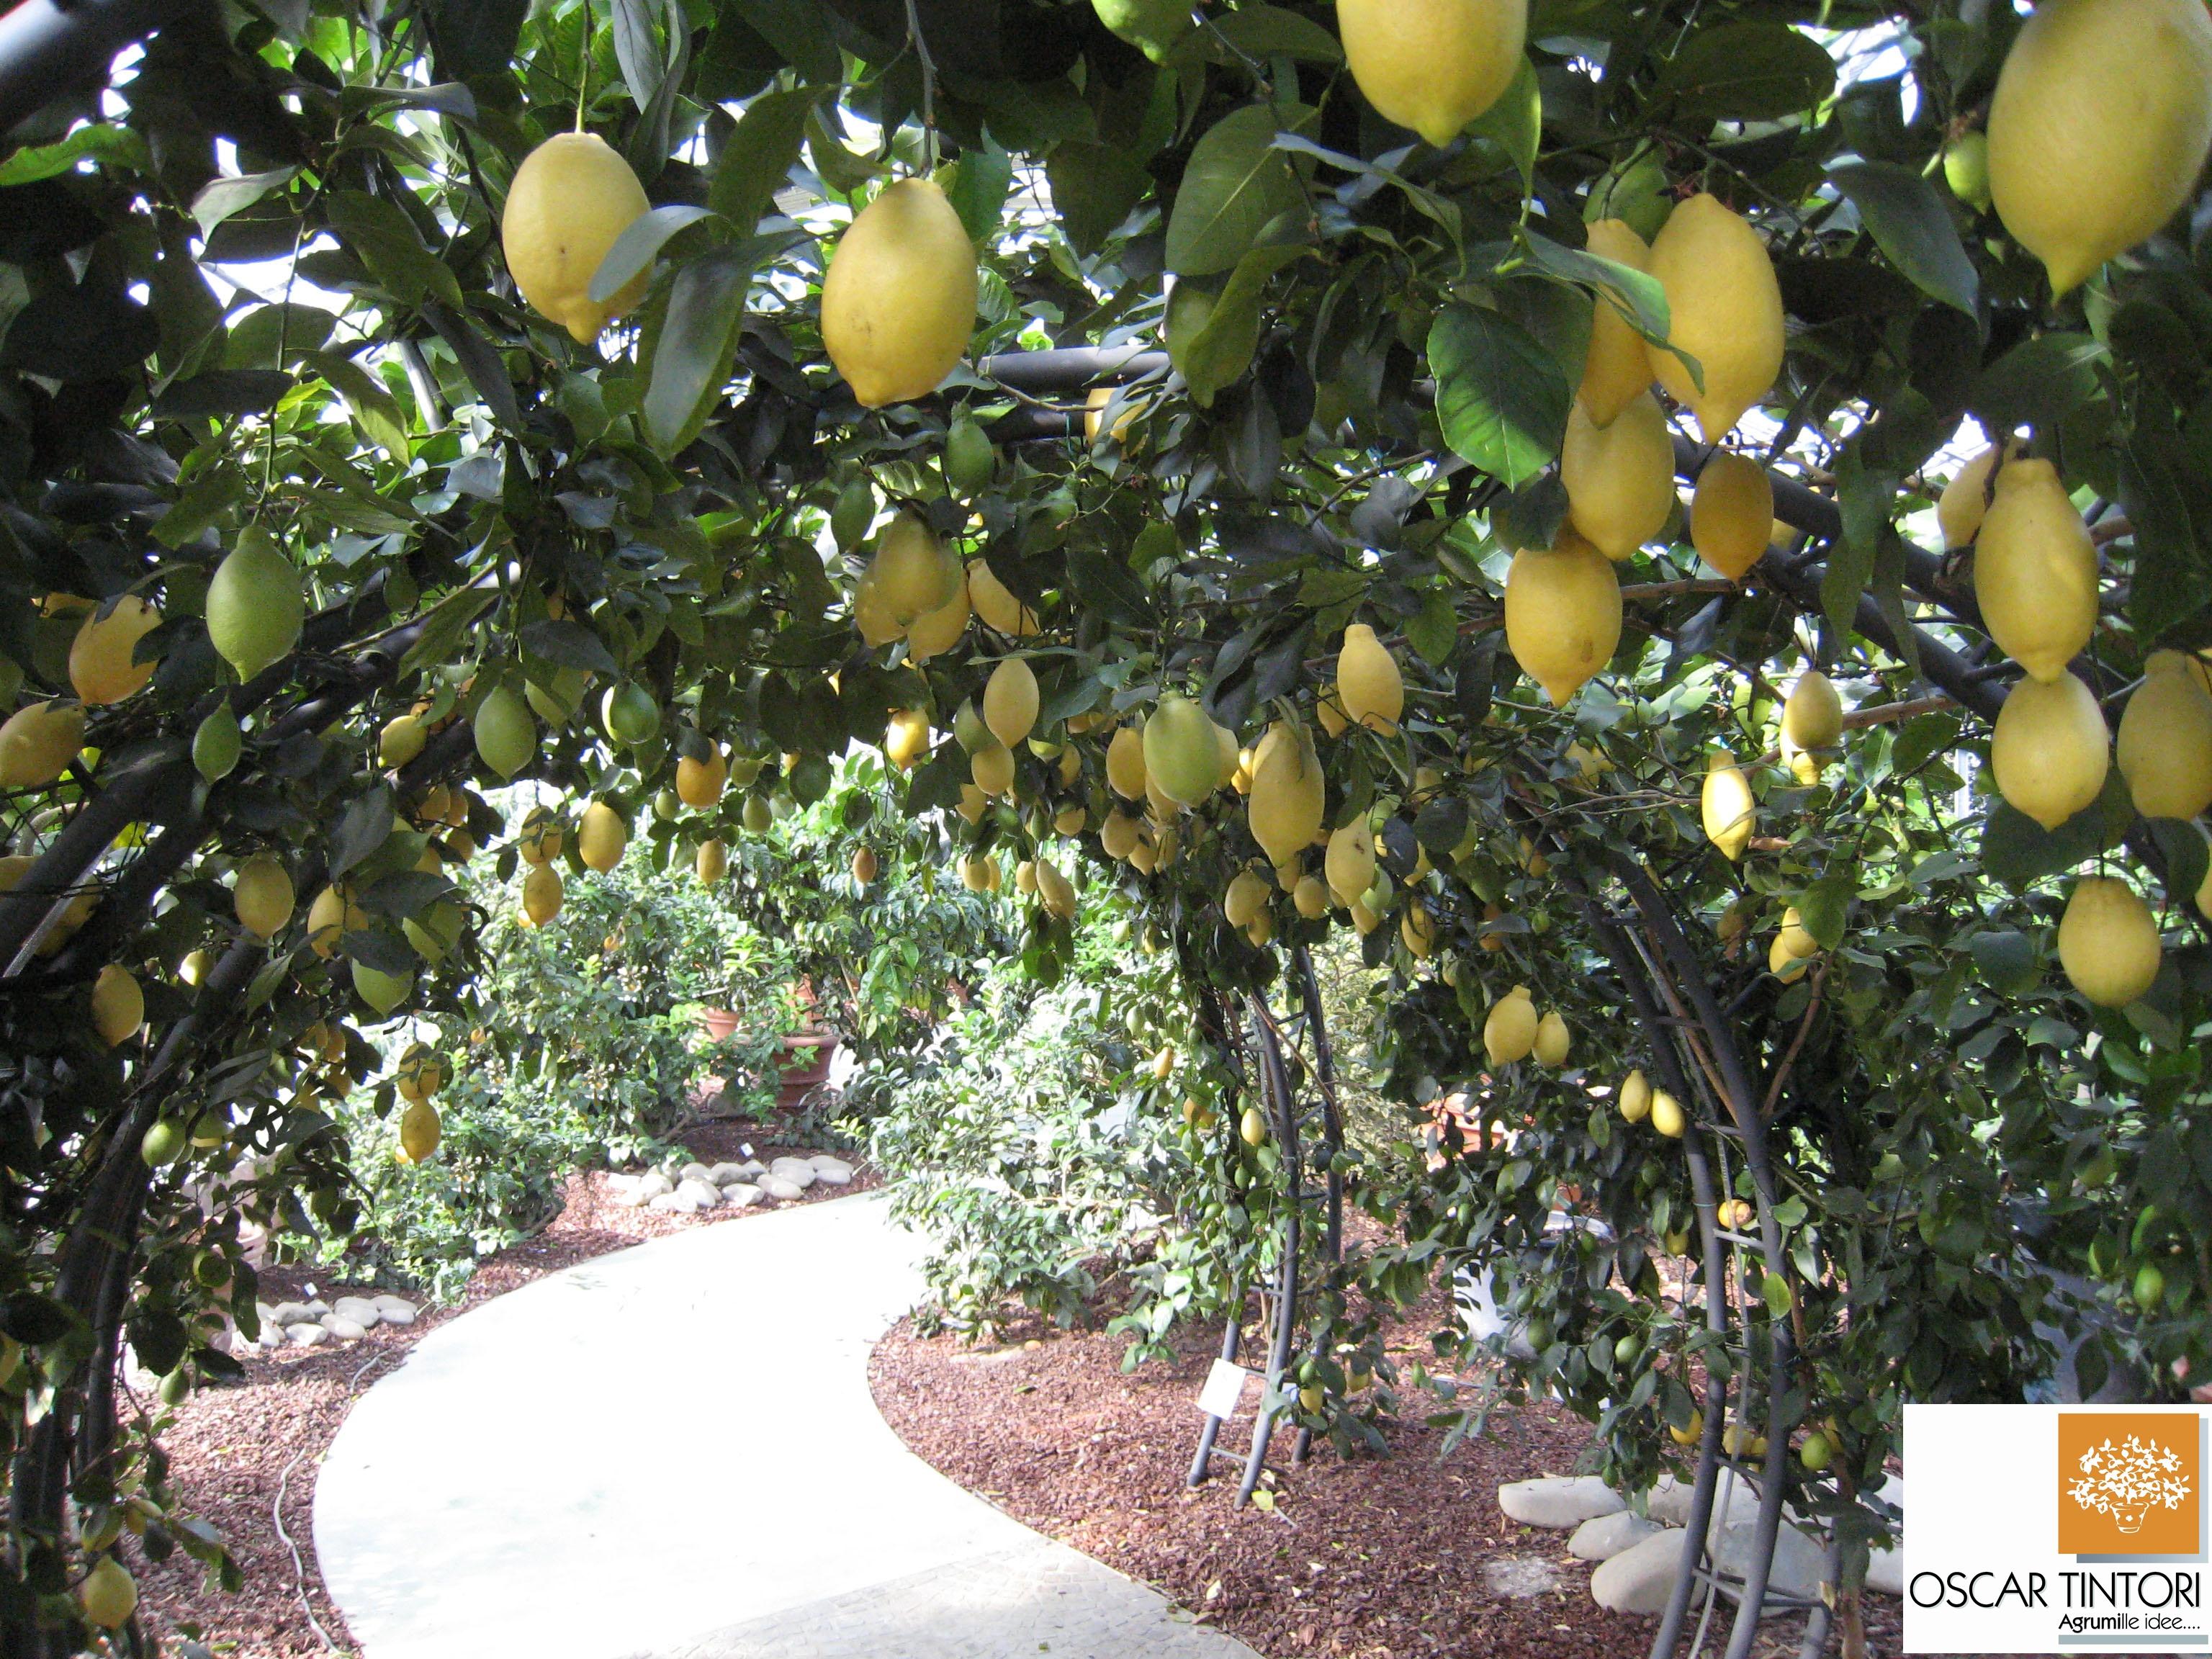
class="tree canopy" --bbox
[1,0,2211,1650]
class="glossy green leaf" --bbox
[1428,304,1570,489]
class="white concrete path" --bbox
[315,1190,1259,1659]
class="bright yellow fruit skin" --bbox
[521,863,563,926]
[1247,719,1325,869]
[984,657,1040,750]
[1503,530,1622,705]
[870,516,962,626]
[696,838,727,884]
[92,965,143,1046]
[400,1099,441,1163]
[676,750,727,809]
[968,561,1039,637]
[884,708,932,770]
[1107,724,1148,799]
[0,701,86,788]
[1645,194,1784,442]
[1483,987,1537,1065]
[233,854,294,941]
[1650,1089,1685,1138]
[1987,0,2212,295]
[1781,670,1843,753]
[1532,1009,1569,1066]
[69,595,161,704]
[971,742,1015,797]
[1336,0,1530,148]
[821,179,978,407]
[1562,390,1675,559]
[1578,218,1654,427]
[2058,876,2161,1007]
[1974,459,2098,682]
[578,801,629,872]
[1701,751,1754,861]
[1938,444,2000,552]
[1691,450,1773,583]
[1618,1069,1651,1122]
[501,132,652,344]
[905,578,970,662]
[2116,649,2212,820]
[1326,820,1377,907]
[1336,622,1404,733]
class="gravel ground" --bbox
[135,1128,876,1658]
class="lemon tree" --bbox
[0,0,2211,1652]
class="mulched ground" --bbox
[136,1123,876,1659]
[870,1274,1918,1659]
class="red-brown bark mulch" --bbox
[135,1129,874,1659]
[869,1296,1915,1659]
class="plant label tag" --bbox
[1198,1359,1251,1420]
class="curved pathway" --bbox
[315,1191,1259,1659]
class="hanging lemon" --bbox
[1561,391,1675,559]
[1645,194,1784,442]
[2116,650,2212,820]
[2057,876,2161,1007]
[1701,751,1755,862]
[1503,529,1621,705]
[501,131,652,343]
[1336,623,1405,733]
[1578,218,1654,427]
[1997,674,2110,832]
[1336,0,1529,147]
[1974,459,2099,682]
[1985,0,2212,294]
[1690,451,1773,583]
[821,179,979,407]
[68,595,161,704]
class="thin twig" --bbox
[274,1449,341,1653]
[1761,956,1827,1121]
[902,0,938,174]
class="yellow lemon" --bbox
[1483,986,1537,1065]
[1650,1088,1686,1138]
[1578,218,1654,426]
[396,1041,446,1104]
[1336,623,1404,733]
[1326,819,1377,908]
[904,577,971,662]
[676,750,728,809]
[1618,1069,1652,1123]
[2117,649,2212,820]
[1986,0,2212,294]
[1401,900,1436,958]
[91,964,143,1046]
[1992,673,2110,831]
[1781,670,1843,754]
[1768,932,1809,983]
[984,657,1040,750]
[1532,1009,1570,1066]
[853,566,903,647]
[501,131,651,343]
[80,1557,137,1629]
[696,838,727,884]
[1701,751,1754,861]
[399,1099,442,1163]
[1938,444,2001,552]
[306,883,365,958]
[821,179,978,407]
[2058,876,2161,1007]
[521,862,564,926]
[1646,194,1784,441]
[868,515,962,626]
[0,701,86,788]
[1503,529,1621,705]
[578,801,629,872]
[884,708,932,771]
[1100,808,1142,859]
[1975,459,2098,682]
[379,713,428,770]
[68,595,161,704]
[518,808,563,866]
[968,561,1039,637]
[853,845,879,886]
[233,854,294,940]
[1562,390,1675,559]
[1777,907,1820,961]
[1691,450,1773,583]
[971,742,1015,797]
[1036,856,1077,920]
[1336,0,1529,147]
[1247,718,1326,868]
[1107,724,1148,799]
[1293,874,1330,917]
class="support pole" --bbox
[1236,994,1301,1508]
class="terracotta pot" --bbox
[697,1007,742,1042]
[775,1030,835,1112]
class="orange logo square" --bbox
[2058,1413,2200,1556]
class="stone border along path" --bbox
[314,1190,1262,1659]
